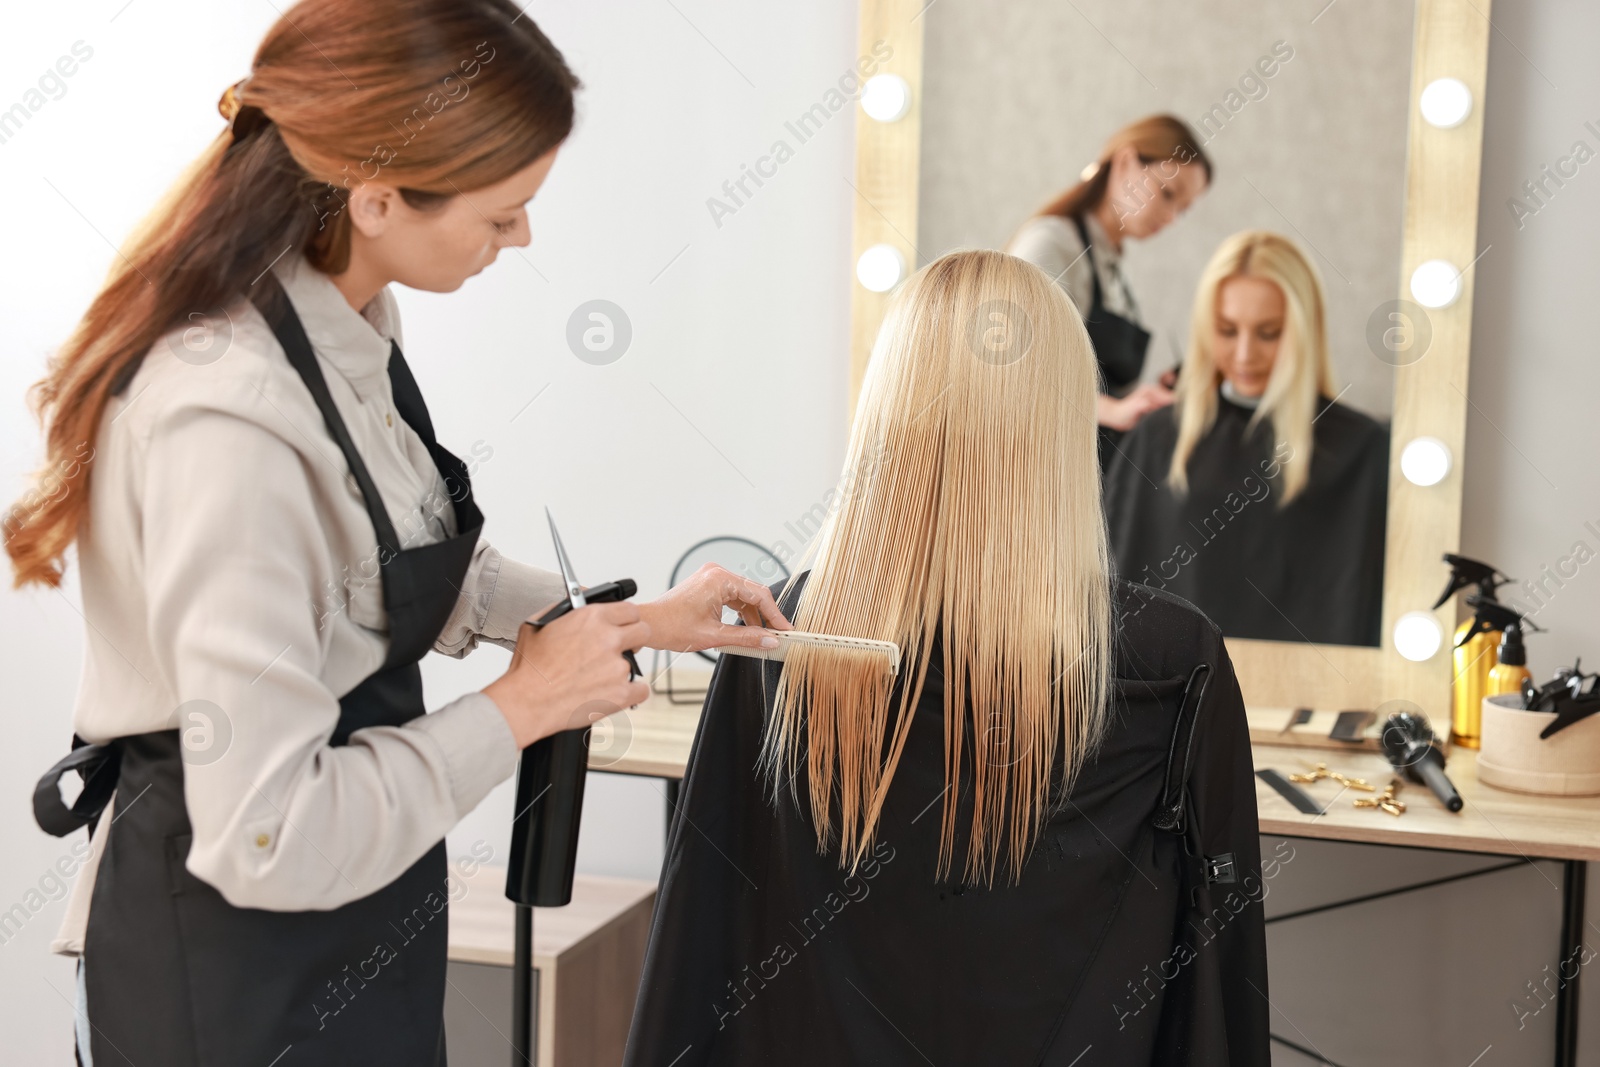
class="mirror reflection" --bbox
[917,1,1416,647]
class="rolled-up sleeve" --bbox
[431,538,567,657]
[142,395,519,911]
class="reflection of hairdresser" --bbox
[625,251,1268,1065]
[1104,232,1389,647]
[1006,115,1211,447]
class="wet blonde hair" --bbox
[1168,231,1335,504]
[765,249,1113,885]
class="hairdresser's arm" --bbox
[144,401,639,910]
[638,562,791,654]
[142,404,516,909]
[1098,383,1174,432]
[432,537,576,657]
[437,543,789,656]
[432,538,566,656]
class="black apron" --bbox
[39,274,485,1067]
[1072,215,1152,469]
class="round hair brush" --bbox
[1380,711,1463,812]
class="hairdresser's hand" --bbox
[1098,382,1174,432]
[639,563,792,654]
[481,602,651,749]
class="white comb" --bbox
[715,630,901,677]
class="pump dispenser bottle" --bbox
[1436,555,1511,749]
[1487,624,1533,698]
[1469,600,1538,698]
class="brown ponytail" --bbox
[1037,114,1212,223]
[6,0,579,588]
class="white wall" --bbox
[0,2,854,1062]
[3,0,1598,1065]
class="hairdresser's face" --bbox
[347,145,560,293]
[1103,145,1208,241]
[1211,275,1285,398]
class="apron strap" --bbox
[386,340,437,447]
[33,736,122,837]
[1071,214,1108,313]
[248,274,404,562]
[385,340,482,532]
[1071,214,1141,324]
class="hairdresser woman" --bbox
[8,3,786,1064]
[1007,115,1211,455]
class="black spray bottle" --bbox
[1436,554,1511,748]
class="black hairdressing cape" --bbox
[623,576,1268,1066]
[1104,392,1389,647]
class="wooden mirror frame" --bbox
[846,0,1492,718]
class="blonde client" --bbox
[624,251,1269,1066]
[1104,232,1390,647]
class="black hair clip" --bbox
[1527,659,1600,739]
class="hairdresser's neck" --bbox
[1090,198,1126,254]
[328,252,389,314]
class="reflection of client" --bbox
[1104,232,1389,647]
[1006,115,1211,442]
[625,251,1268,1065]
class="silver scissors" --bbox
[533,508,640,679]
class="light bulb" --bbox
[1410,260,1462,309]
[1394,611,1444,662]
[1420,78,1473,129]
[856,244,905,293]
[861,74,912,123]
[1400,437,1452,486]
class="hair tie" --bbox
[218,77,270,144]
[218,78,249,122]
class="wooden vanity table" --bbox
[1249,731,1595,1067]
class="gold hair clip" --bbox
[1353,777,1406,817]
[1290,760,1375,792]
[218,77,250,123]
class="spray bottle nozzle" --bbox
[1433,553,1512,611]
[1458,595,1544,649]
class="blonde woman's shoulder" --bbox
[1313,395,1388,438]
[1111,578,1225,677]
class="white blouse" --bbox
[1005,213,1142,324]
[54,255,566,953]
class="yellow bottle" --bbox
[1486,623,1532,699]
[1451,621,1500,748]
[1435,555,1512,750]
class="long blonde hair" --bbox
[1168,231,1334,504]
[765,250,1114,885]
